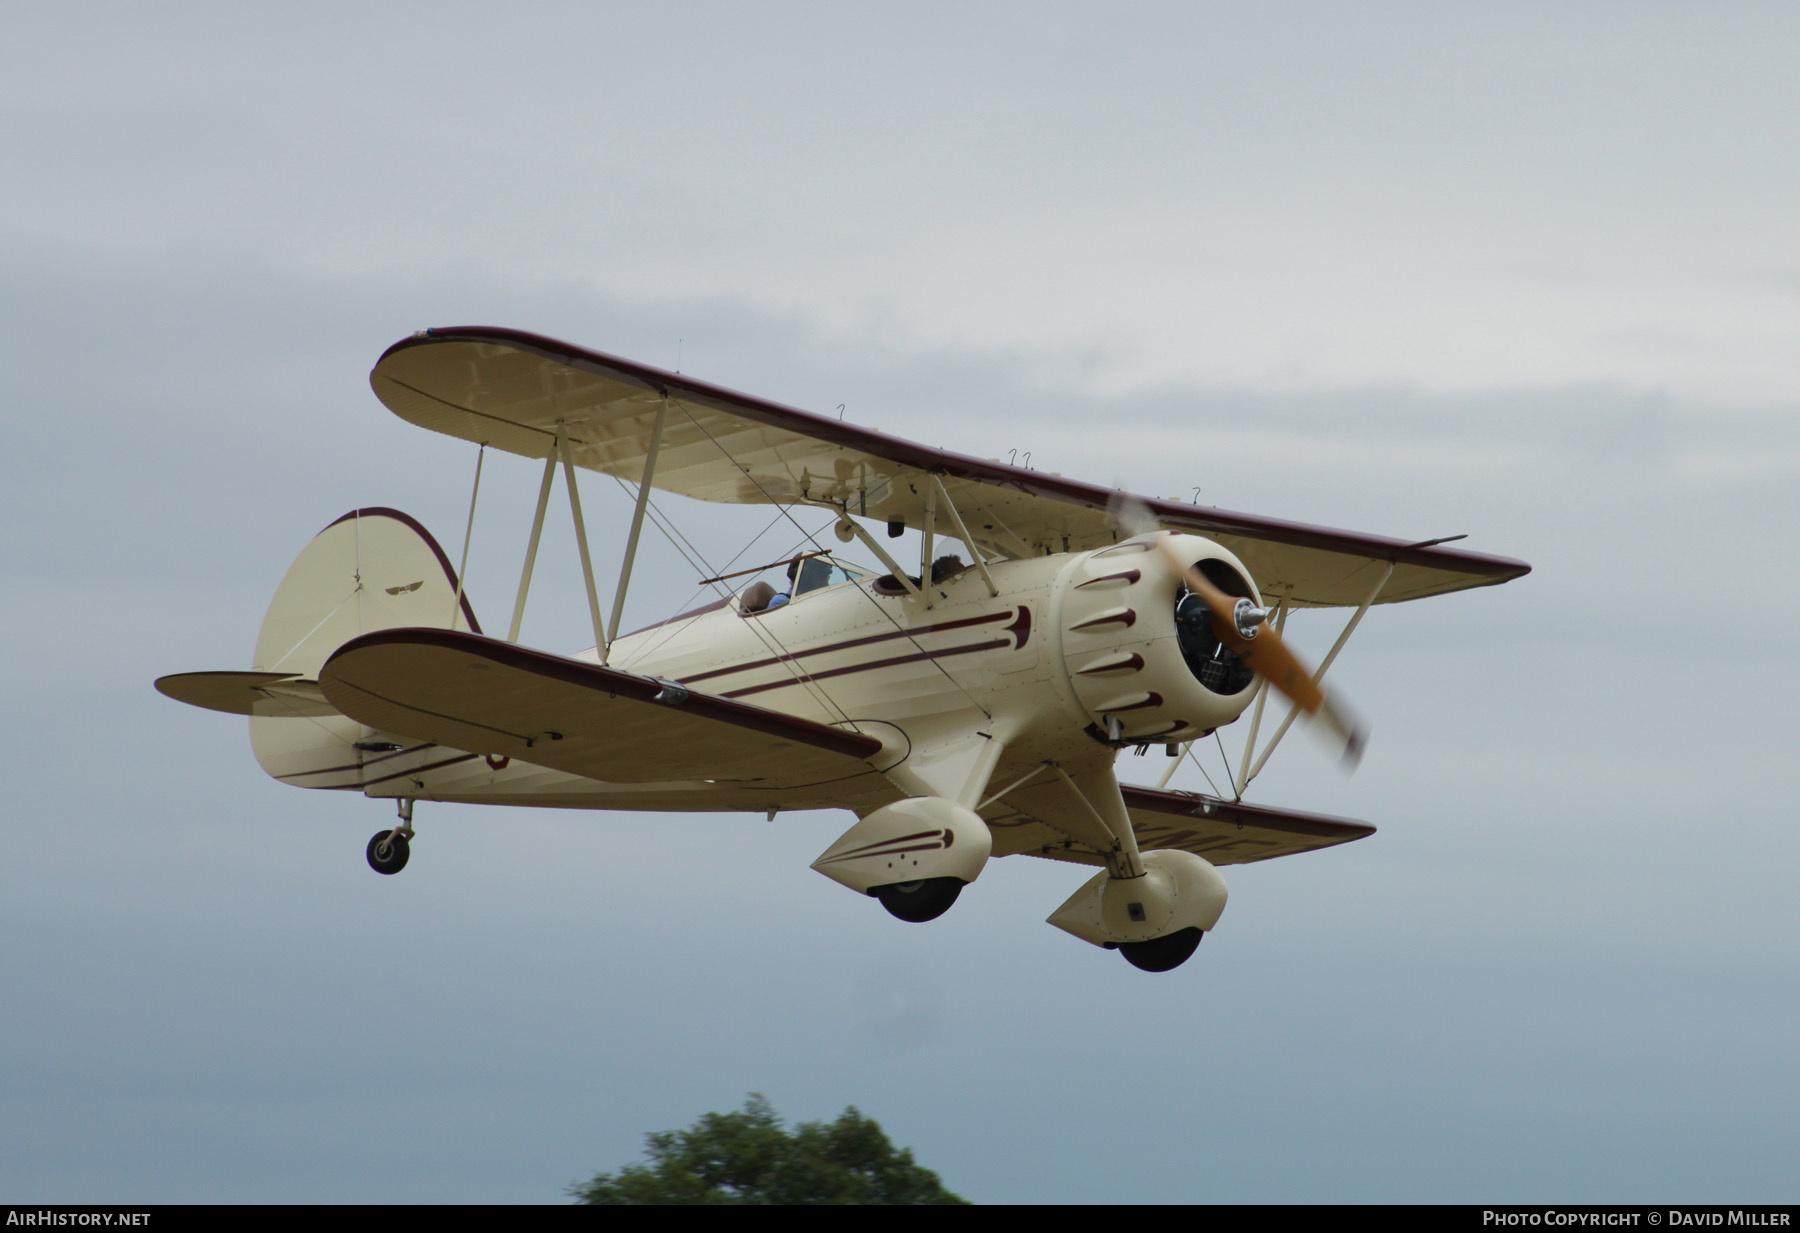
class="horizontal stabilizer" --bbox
[155,672,338,718]
[319,628,888,786]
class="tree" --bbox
[570,1095,970,1205]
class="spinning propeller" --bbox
[1112,498,1368,768]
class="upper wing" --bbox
[318,628,890,787]
[371,327,1530,608]
[985,778,1375,868]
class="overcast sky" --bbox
[4,2,1798,1204]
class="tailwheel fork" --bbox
[366,798,415,875]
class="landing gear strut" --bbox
[871,876,964,923]
[366,798,414,876]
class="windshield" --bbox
[794,555,869,595]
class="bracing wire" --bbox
[268,586,361,673]
[579,452,855,725]
[659,396,995,721]
[1184,742,1225,801]
[1212,729,1240,803]
[601,487,792,668]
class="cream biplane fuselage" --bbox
[157,327,1529,973]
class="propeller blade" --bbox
[1126,517,1367,768]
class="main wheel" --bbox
[872,876,964,923]
[1119,927,1203,972]
[366,830,410,875]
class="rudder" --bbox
[250,508,478,787]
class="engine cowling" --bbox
[1052,531,1265,744]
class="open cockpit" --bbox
[735,552,875,616]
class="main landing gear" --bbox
[1116,927,1204,972]
[366,798,415,876]
[871,876,964,923]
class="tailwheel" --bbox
[366,798,414,876]
[366,830,410,875]
[872,876,964,923]
[1119,927,1203,972]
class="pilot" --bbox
[765,558,801,610]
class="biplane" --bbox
[157,326,1529,972]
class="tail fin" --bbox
[253,507,478,677]
[247,508,476,788]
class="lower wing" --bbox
[987,778,1375,867]
[317,628,891,789]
